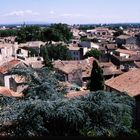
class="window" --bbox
[17,49,21,54]
[102,32,106,35]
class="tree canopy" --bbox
[50,23,73,42]
[0,90,136,136]
[15,24,73,43]
[0,29,18,37]
[0,67,138,137]
[113,29,124,37]
[84,49,102,60]
[15,26,42,43]
[40,43,72,61]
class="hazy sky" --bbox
[0,0,140,24]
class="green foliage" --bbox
[50,23,73,42]
[0,65,137,137]
[79,25,95,31]
[80,36,91,42]
[0,95,16,108]
[0,29,18,37]
[28,47,40,57]
[41,44,72,61]
[40,46,53,67]
[77,91,136,137]
[0,91,136,136]
[89,60,104,91]
[15,24,73,43]
[9,67,66,100]
[15,26,42,43]
[113,29,123,37]
[41,28,61,42]
[84,49,102,60]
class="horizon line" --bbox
[1,21,140,26]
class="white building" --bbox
[0,43,13,61]
[68,45,81,60]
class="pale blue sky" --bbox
[0,0,140,24]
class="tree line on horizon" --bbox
[0,23,73,43]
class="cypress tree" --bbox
[41,46,53,68]
[90,60,104,91]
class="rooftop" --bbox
[95,27,109,31]
[53,57,96,74]
[0,59,21,74]
[134,61,140,68]
[0,42,12,49]
[66,90,90,98]
[12,75,26,84]
[0,86,23,97]
[116,49,137,55]
[68,46,80,51]
[105,68,140,97]
[100,62,123,76]
[100,62,115,68]
[123,44,140,51]
[106,44,117,50]
[103,67,123,76]
[117,35,131,40]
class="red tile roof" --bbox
[53,57,96,74]
[0,86,24,97]
[105,68,140,97]
[134,61,140,68]
[117,35,131,40]
[66,90,90,98]
[0,59,21,74]
[116,49,137,55]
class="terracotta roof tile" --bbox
[66,90,90,98]
[134,61,140,68]
[0,43,12,49]
[117,35,131,39]
[116,49,137,55]
[105,68,140,97]
[106,44,117,50]
[12,75,26,83]
[53,57,96,74]
[0,86,24,97]
[0,59,21,74]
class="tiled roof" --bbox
[106,44,117,50]
[105,68,140,97]
[68,46,80,51]
[100,62,115,68]
[134,61,140,68]
[12,75,26,84]
[0,43,12,49]
[116,49,137,55]
[103,67,123,76]
[54,59,121,78]
[66,90,90,98]
[99,62,123,76]
[53,57,96,74]
[27,41,45,48]
[117,35,131,39]
[0,86,23,97]
[95,27,109,31]
[0,59,21,74]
